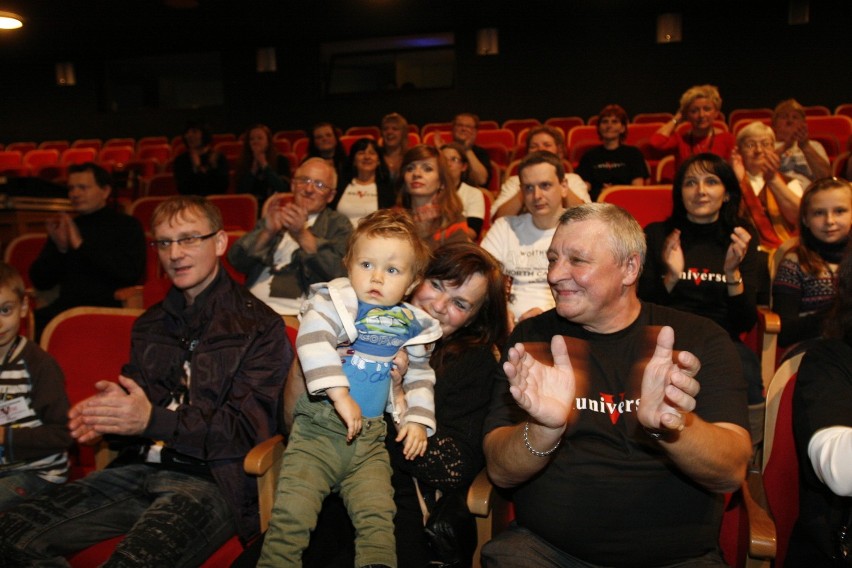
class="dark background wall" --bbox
[1,0,850,143]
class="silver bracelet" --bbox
[523,421,561,457]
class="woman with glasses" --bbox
[330,138,395,227]
[227,158,352,319]
[638,153,763,403]
[396,145,472,250]
[732,120,804,250]
[441,142,486,239]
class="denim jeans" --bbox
[0,470,57,513]
[0,463,235,567]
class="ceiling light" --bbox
[0,11,24,30]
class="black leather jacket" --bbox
[124,267,291,542]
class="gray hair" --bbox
[736,121,776,146]
[558,203,646,267]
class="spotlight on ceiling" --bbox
[0,10,24,30]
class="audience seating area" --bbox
[2,106,849,200]
[2,103,850,567]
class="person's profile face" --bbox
[0,285,26,354]
[441,148,467,183]
[410,272,486,337]
[68,171,110,215]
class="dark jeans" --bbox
[482,523,728,568]
[0,464,235,567]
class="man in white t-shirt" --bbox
[482,151,568,326]
[227,158,352,316]
[492,125,589,220]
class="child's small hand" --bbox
[328,388,362,441]
[396,422,428,460]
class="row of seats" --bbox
[5,102,852,162]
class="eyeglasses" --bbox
[292,176,333,194]
[150,231,218,250]
[742,140,774,151]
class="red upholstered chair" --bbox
[144,172,177,196]
[208,194,259,232]
[632,112,674,124]
[0,149,23,174]
[7,141,37,155]
[597,185,673,228]
[340,134,372,154]
[4,233,47,291]
[421,122,453,138]
[98,146,134,167]
[292,138,309,163]
[544,116,584,135]
[104,137,135,149]
[759,352,805,568]
[39,140,70,153]
[273,129,307,146]
[61,147,98,166]
[273,138,291,155]
[71,138,103,153]
[135,143,172,166]
[655,155,676,184]
[476,128,515,150]
[832,151,850,178]
[23,149,60,172]
[728,108,773,130]
[345,125,381,139]
[501,118,540,141]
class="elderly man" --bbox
[733,121,803,249]
[0,195,291,565]
[228,157,352,320]
[772,98,831,185]
[481,203,752,567]
[30,161,146,335]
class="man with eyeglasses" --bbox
[229,157,352,320]
[29,161,146,337]
[732,120,802,250]
[0,195,291,565]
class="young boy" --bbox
[260,209,441,568]
[0,262,71,512]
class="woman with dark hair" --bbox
[330,137,395,227]
[236,123,290,213]
[173,120,229,196]
[638,153,762,402]
[772,177,852,352]
[396,144,471,250]
[276,242,509,568]
[380,112,410,183]
[787,243,852,565]
[306,122,346,178]
[576,104,649,201]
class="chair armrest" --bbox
[467,468,494,518]
[244,434,285,533]
[742,473,777,559]
[757,307,781,393]
[114,286,144,309]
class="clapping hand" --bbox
[638,326,700,434]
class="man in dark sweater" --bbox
[29,162,146,334]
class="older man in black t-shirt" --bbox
[482,203,752,567]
